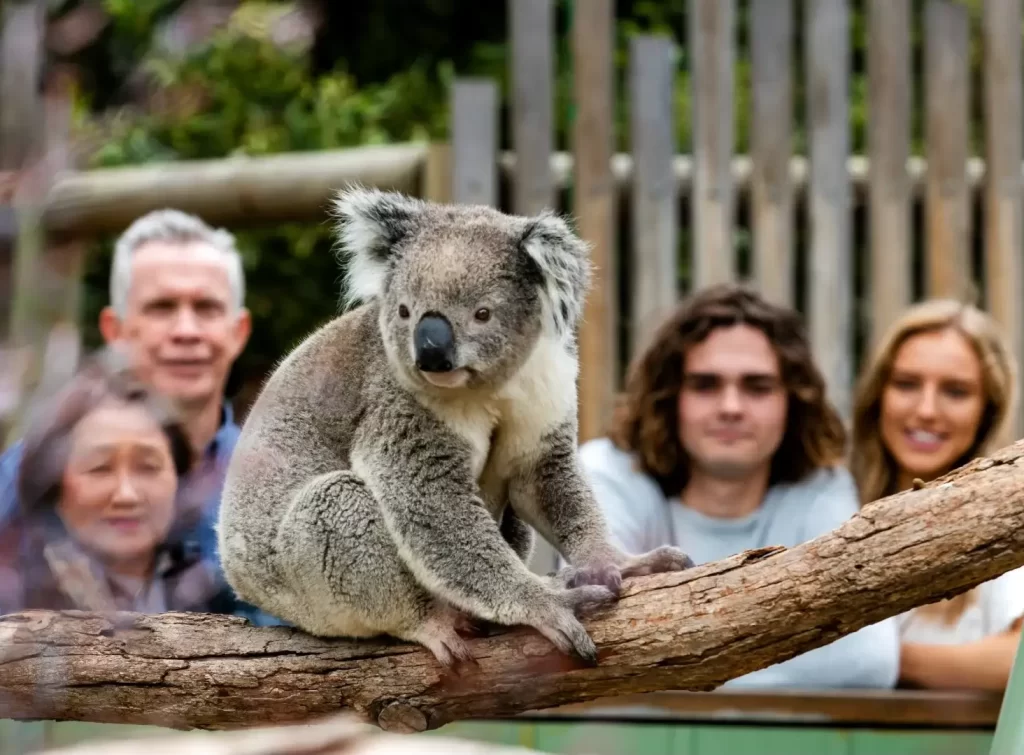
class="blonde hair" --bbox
[849,298,1018,624]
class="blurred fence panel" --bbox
[866,0,913,349]
[749,0,794,310]
[982,0,1024,442]
[924,0,972,301]
[628,34,678,360]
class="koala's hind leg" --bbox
[274,470,475,668]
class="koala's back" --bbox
[218,302,386,569]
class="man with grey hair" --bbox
[0,208,274,623]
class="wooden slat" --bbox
[749,0,793,307]
[573,0,617,445]
[0,0,46,347]
[924,0,971,300]
[982,0,1024,442]
[628,34,678,357]
[805,0,853,418]
[508,0,554,216]
[451,78,498,207]
[422,143,452,204]
[867,0,912,347]
[688,0,735,289]
[0,0,45,170]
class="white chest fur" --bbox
[426,335,578,497]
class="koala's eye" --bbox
[398,304,410,319]
[474,307,491,322]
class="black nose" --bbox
[414,314,456,372]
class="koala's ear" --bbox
[333,186,422,307]
[518,211,593,338]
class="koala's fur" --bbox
[216,187,694,667]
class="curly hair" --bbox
[607,283,847,498]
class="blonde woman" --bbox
[850,298,1024,690]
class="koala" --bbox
[216,187,695,669]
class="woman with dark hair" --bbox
[0,350,226,614]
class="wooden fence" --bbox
[441,0,1024,445]
[3,0,1023,444]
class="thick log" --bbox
[3,439,1024,733]
[35,144,1013,237]
[40,143,430,236]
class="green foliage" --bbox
[71,0,997,396]
[76,7,458,388]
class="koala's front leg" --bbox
[355,417,615,662]
[508,421,696,593]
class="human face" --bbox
[57,400,178,570]
[99,240,251,410]
[677,323,789,481]
[880,327,986,484]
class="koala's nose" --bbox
[414,314,456,373]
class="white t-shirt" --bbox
[898,566,1024,645]
[577,437,901,690]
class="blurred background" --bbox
[0,0,1022,753]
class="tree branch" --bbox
[3,440,1024,733]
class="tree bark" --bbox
[3,440,1024,733]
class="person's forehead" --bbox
[684,323,781,375]
[891,329,981,381]
[70,402,167,448]
[129,239,233,299]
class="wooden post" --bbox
[0,0,47,344]
[422,143,452,205]
[451,78,499,208]
[866,0,912,348]
[628,34,678,358]
[924,0,971,300]
[508,0,554,217]
[981,0,1024,442]
[572,0,617,444]
[749,0,793,308]
[805,0,853,419]
[688,0,735,289]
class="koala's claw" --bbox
[412,605,480,672]
[416,626,477,670]
[560,563,623,596]
[530,606,601,664]
[620,545,696,578]
[563,583,617,614]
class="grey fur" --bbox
[216,187,694,669]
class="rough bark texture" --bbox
[3,441,1024,733]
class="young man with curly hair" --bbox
[580,283,899,689]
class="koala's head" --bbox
[333,187,591,392]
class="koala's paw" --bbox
[527,584,616,664]
[551,563,623,597]
[410,607,479,672]
[620,545,696,578]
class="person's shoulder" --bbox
[773,464,856,500]
[771,464,861,533]
[579,436,635,471]
[578,437,666,506]
[578,437,657,488]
